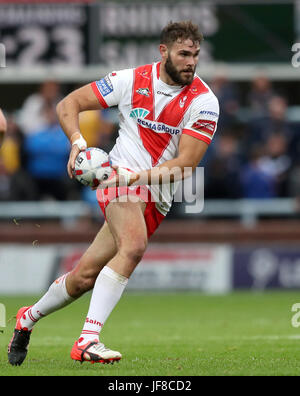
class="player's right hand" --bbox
[67,144,81,179]
[68,132,88,179]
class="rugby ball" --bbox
[73,147,112,187]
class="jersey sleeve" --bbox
[182,93,219,145]
[91,69,132,108]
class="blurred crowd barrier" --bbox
[1,240,300,294]
[1,73,300,216]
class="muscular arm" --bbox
[56,83,104,177]
[129,134,208,186]
[0,109,7,148]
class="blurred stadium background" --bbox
[0,0,300,307]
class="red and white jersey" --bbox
[91,62,219,215]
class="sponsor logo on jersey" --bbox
[137,118,180,135]
[95,75,113,96]
[199,110,219,118]
[136,87,151,97]
[157,90,172,97]
[130,108,180,135]
[130,107,180,135]
[130,108,150,119]
[191,119,216,136]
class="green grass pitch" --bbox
[1,291,300,376]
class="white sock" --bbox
[20,273,74,330]
[78,266,128,345]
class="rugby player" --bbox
[8,21,219,365]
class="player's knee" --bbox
[119,238,147,264]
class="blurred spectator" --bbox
[268,96,289,126]
[78,109,117,151]
[0,157,11,201]
[240,146,276,199]
[22,103,77,201]
[245,95,293,148]
[257,133,291,197]
[79,110,102,147]
[288,164,300,199]
[205,132,243,199]
[97,108,119,153]
[0,114,35,201]
[0,109,10,199]
[0,114,23,174]
[18,80,62,135]
[247,74,274,117]
[240,133,291,198]
[210,71,240,132]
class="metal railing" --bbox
[179,198,297,227]
[0,63,298,84]
[0,198,297,227]
[0,201,92,226]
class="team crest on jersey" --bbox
[189,87,198,95]
[179,96,188,108]
[130,108,150,119]
[136,87,151,97]
[138,70,150,80]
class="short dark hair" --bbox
[160,21,203,47]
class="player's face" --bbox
[164,39,200,86]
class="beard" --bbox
[165,55,195,86]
